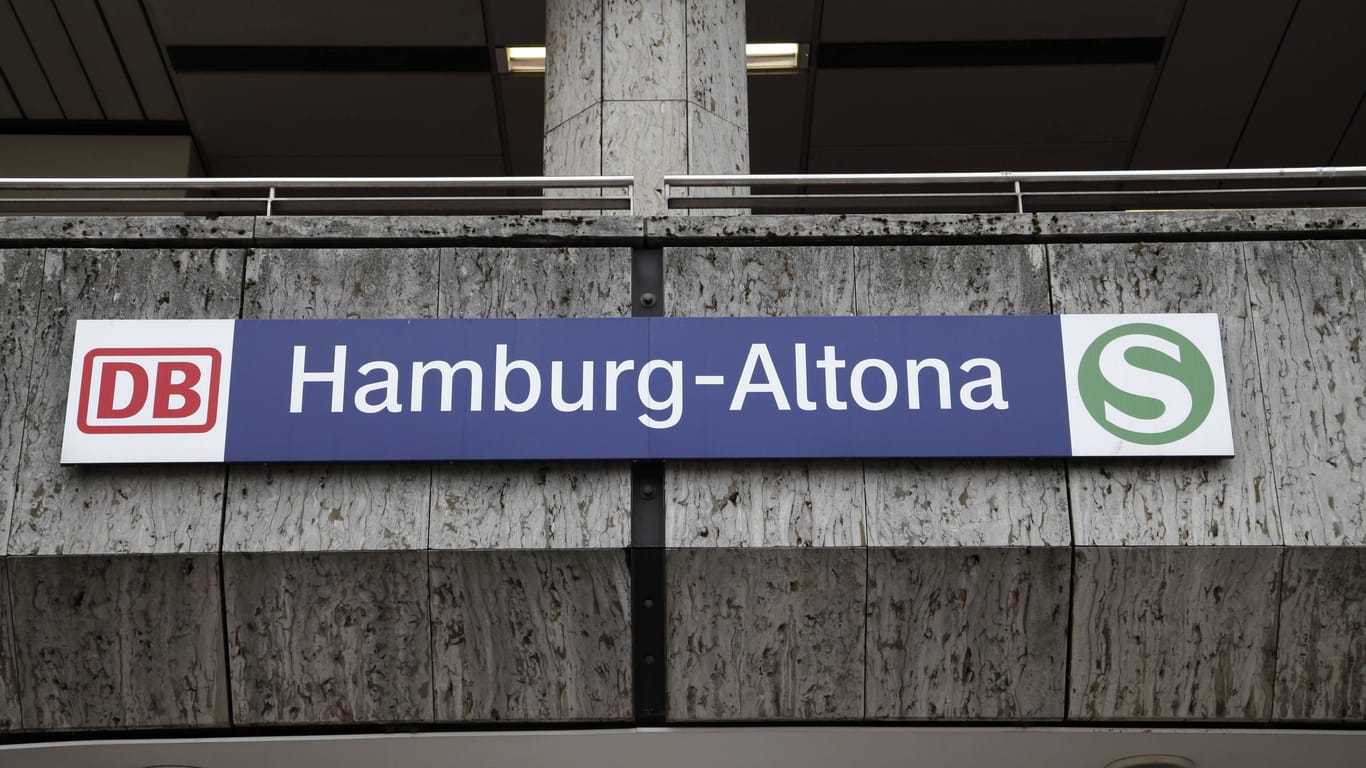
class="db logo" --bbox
[77,348,222,434]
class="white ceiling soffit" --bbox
[1,727,1364,768]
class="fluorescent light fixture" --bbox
[499,43,807,74]
[746,42,804,71]
[503,46,546,73]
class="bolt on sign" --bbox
[61,315,1234,464]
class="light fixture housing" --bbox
[497,43,808,74]
[1105,756,1197,768]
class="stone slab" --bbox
[9,554,228,729]
[685,0,747,127]
[0,216,254,245]
[602,0,685,103]
[430,550,631,721]
[226,248,437,553]
[668,548,866,720]
[223,551,433,725]
[0,558,21,729]
[431,463,629,549]
[666,461,864,548]
[1247,240,1366,545]
[543,103,603,180]
[1068,546,1282,721]
[440,247,631,318]
[1275,547,1366,721]
[0,249,43,557]
[255,215,645,247]
[11,249,241,556]
[544,0,602,132]
[855,244,1067,548]
[603,100,688,217]
[866,547,1070,720]
[1050,241,1280,546]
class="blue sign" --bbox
[61,315,1236,464]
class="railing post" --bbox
[1015,180,1024,213]
[265,186,276,217]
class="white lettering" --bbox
[793,343,817,411]
[551,361,594,412]
[605,360,635,411]
[290,345,346,413]
[730,343,791,411]
[850,358,897,410]
[959,357,1009,410]
[1098,334,1192,433]
[815,345,847,410]
[906,359,951,409]
[638,360,683,429]
[494,344,541,412]
[355,361,402,414]
[411,360,482,412]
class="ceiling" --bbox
[0,0,1363,177]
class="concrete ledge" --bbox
[255,215,646,247]
[0,216,254,246]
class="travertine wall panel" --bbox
[1069,547,1282,720]
[430,550,631,721]
[866,547,1070,720]
[1049,241,1279,547]
[1275,547,1366,720]
[1247,240,1366,546]
[0,558,22,729]
[12,249,241,555]
[0,249,42,557]
[855,244,1067,549]
[223,551,432,725]
[227,248,437,553]
[668,548,866,720]
[9,554,227,729]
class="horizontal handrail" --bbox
[665,167,1366,213]
[0,176,634,216]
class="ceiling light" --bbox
[746,42,806,72]
[498,43,807,74]
[1105,756,1197,768]
[502,46,546,73]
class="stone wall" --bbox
[0,210,1362,731]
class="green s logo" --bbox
[1077,323,1216,445]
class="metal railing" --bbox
[665,167,1366,213]
[0,176,634,216]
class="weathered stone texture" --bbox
[1050,241,1280,547]
[440,247,630,319]
[0,249,42,557]
[603,100,688,216]
[1247,240,1366,546]
[228,248,437,553]
[430,550,631,721]
[602,0,685,102]
[866,547,1070,720]
[0,559,22,729]
[1275,547,1366,720]
[223,551,433,724]
[12,249,241,556]
[685,0,747,126]
[856,244,1067,548]
[668,548,866,720]
[431,463,628,549]
[9,554,228,729]
[1069,547,1282,721]
[666,461,864,548]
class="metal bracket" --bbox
[630,246,666,723]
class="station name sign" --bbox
[61,315,1235,464]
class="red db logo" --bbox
[77,348,222,434]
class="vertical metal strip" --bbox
[630,246,666,723]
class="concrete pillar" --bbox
[543,0,749,214]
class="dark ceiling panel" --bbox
[1231,0,1366,167]
[211,154,507,176]
[811,64,1154,148]
[1331,97,1366,165]
[820,0,1180,43]
[99,0,183,121]
[747,0,817,42]
[748,73,807,173]
[808,141,1130,172]
[177,72,502,164]
[0,77,21,119]
[0,1,61,118]
[10,0,103,118]
[499,74,545,176]
[146,0,486,46]
[487,0,545,45]
[1131,0,1296,170]
[54,0,143,120]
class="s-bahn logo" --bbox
[62,320,235,463]
[1061,314,1233,456]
